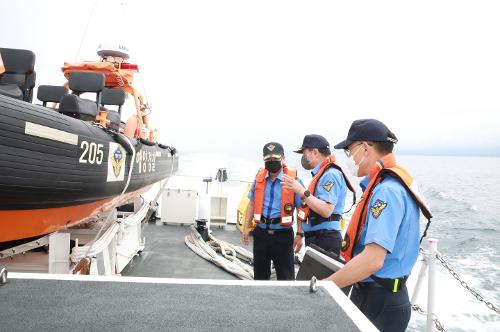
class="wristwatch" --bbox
[296,232,304,237]
[303,190,311,198]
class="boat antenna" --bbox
[75,0,100,62]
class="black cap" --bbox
[334,119,398,150]
[263,142,284,160]
[294,134,330,154]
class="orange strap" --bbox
[297,155,355,222]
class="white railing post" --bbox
[427,238,438,332]
[411,255,428,305]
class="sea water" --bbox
[169,153,499,331]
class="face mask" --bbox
[301,154,314,170]
[345,145,364,177]
[265,160,282,173]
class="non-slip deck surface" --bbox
[0,278,361,332]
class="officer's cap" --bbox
[294,134,330,154]
[334,119,398,150]
[263,142,284,161]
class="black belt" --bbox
[307,213,341,227]
[354,282,384,289]
[262,216,281,225]
[355,276,408,293]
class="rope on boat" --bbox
[185,225,254,280]
[70,198,150,263]
[73,133,136,273]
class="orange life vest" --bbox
[253,165,297,227]
[341,153,432,262]
[297,155,356,222]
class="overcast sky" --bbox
[1,0,499,157]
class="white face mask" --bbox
[345,145,364,177]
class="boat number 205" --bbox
[79,141,104,165]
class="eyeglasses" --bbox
[344,142,374,157]
[344,143,363,158]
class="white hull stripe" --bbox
[25,122,78,145]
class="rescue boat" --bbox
[0,46,177,250]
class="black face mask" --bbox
[301,155,313,170]
[265,160,282,173]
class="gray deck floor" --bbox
[1,278,362,332]
[122,222,247,279]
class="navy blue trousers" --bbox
[350,284,411,332]
[252,227,294,280]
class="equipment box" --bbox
[160,189,198,225]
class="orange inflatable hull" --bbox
[0,187,150,248]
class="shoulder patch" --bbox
[370,199,387,218]
[322,181,334,192]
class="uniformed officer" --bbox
[326,119,432,332]
[242,142,304,280]
[282,134,353,256]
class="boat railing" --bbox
[411,239,500,331]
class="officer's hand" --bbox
[242,229,249,246]
[293,235,303,253]
[283,174,302,193]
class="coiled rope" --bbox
[185,225,254,280]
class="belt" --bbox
[307,213,341,227]
[261,216,281,225]
[355,276,408,293]
[304,229,340,237]
[354,282,385,289]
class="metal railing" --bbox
[411,238,499,331]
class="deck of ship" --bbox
[1,223,377,331]
[121,222,244,279]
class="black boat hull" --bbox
[0,94,177,246]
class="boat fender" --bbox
[114,133,134,155]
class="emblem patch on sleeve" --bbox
[370,199,387,218]
[322,181,334,192]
